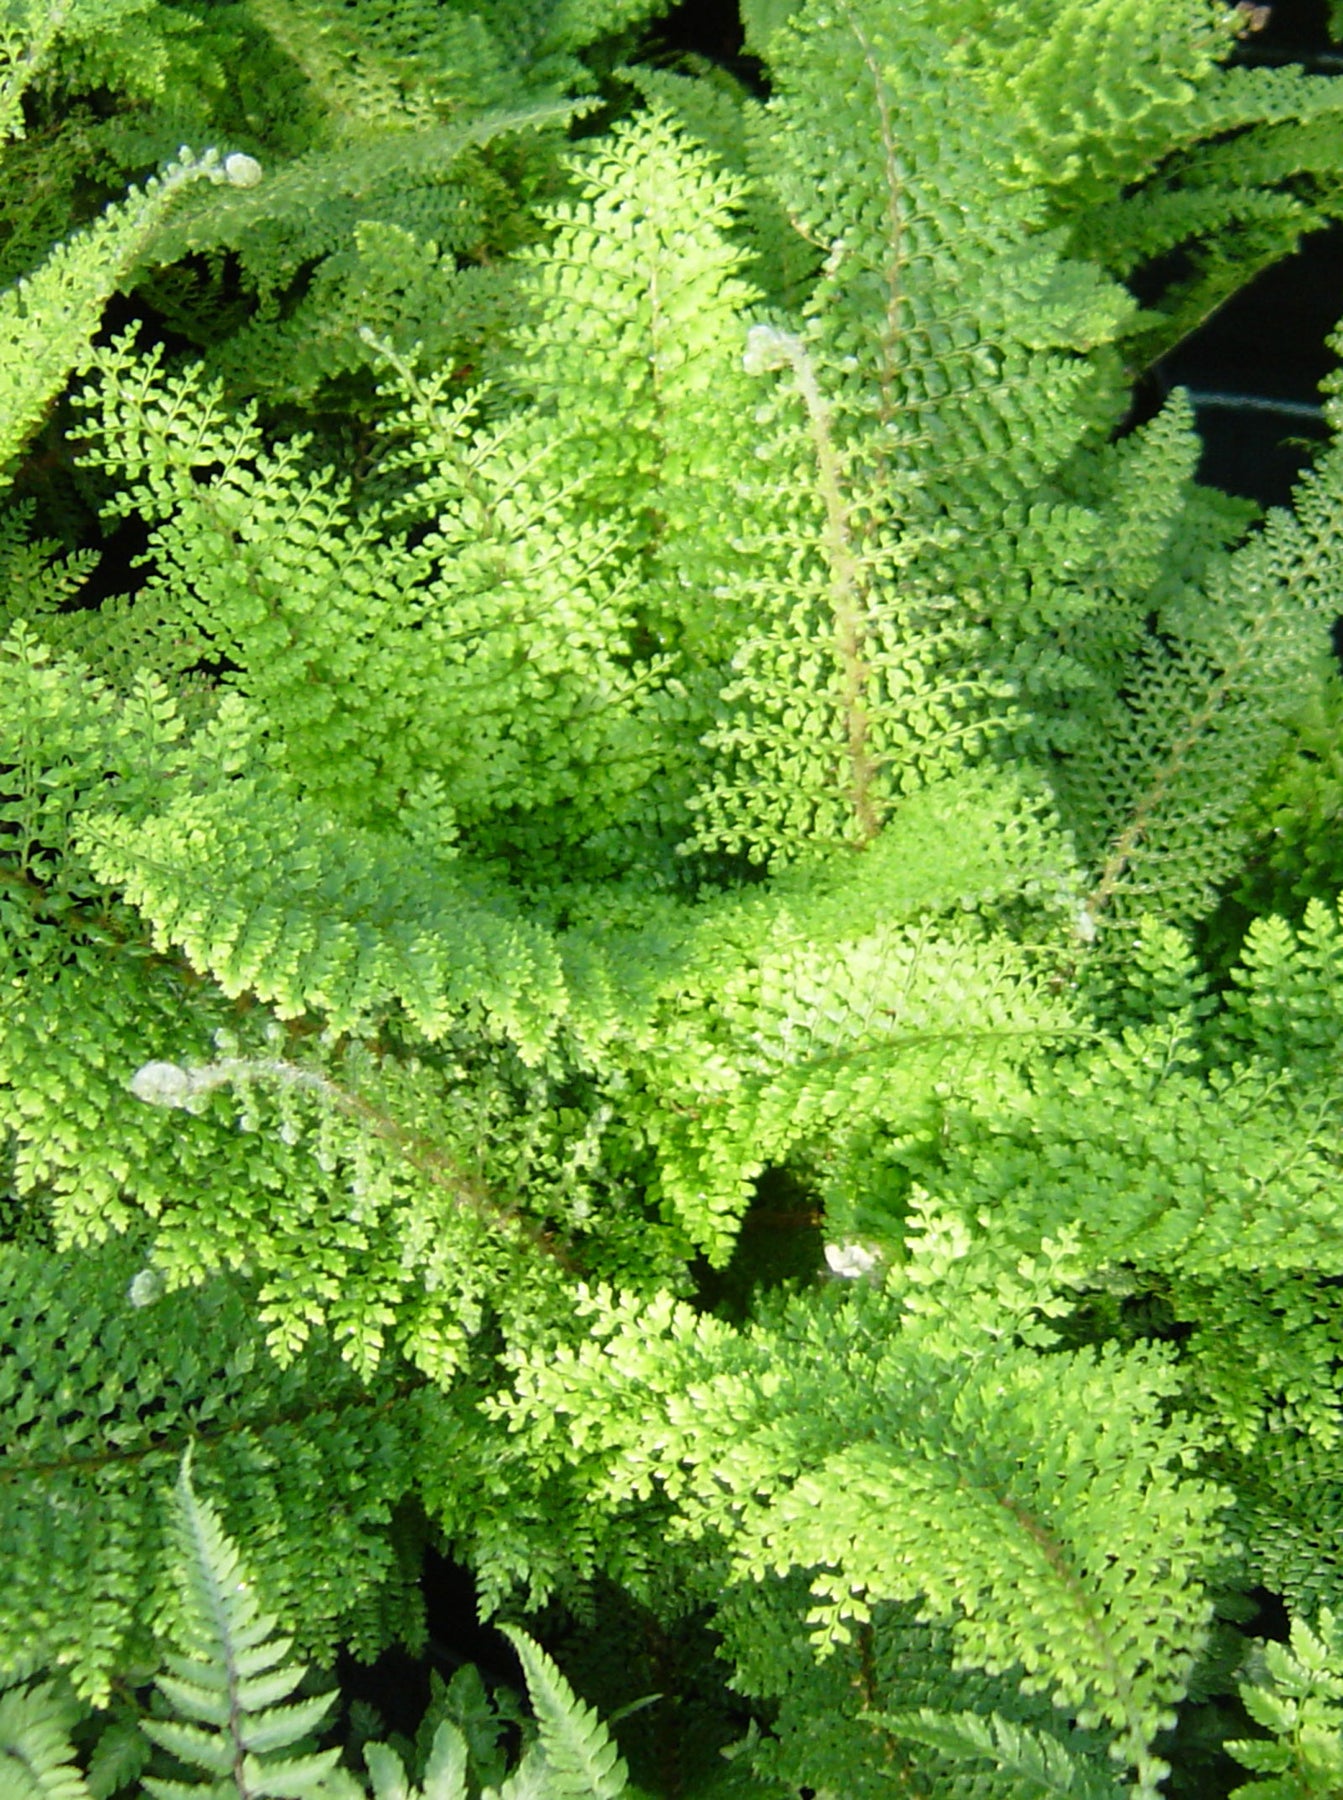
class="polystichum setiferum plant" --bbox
[5,1,1343,1794]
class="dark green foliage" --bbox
[0,1455,636,1800]
[0,1234,440,1699]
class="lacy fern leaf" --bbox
[0,146,251,480]
[1226,1610,1343,1800]
[362,1723,469,1800]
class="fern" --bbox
[1071,427,1343,924]
[6,0,1343,1791]
[496,1628,628,1800]
[0,1679,96,1800]
[874,1707,1126,1799]
[140,1451,346,1800]
[1226,1611,1343,1800]
[0,1458,631,1800]
[0,1235,438,1699]
[493,1234,1228,1793]
[0,145,252,480]
[360,1727,469,1800]
[0,1,161,147]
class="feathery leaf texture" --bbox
[0,145,242,479]
[4,0,1343,1790]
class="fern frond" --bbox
[69,330,666,858]
[875,1707,1126,1800]
[0,1238,435,1701]
[497,1627,628,1800]
[0,144,249,482]
[534,0,677,57]
[140,1450,344,1800]
[0,0,160,145]
[78,766,575,1062]
[633,911,1081,1261]
[499,1267,1229,1789]
[1226,1610,1343,1800]
[1078,425,1343,922]
[497,102,763,639]
[132,101,588,293]
[363,1723,469,1800]
[681,0,1138,860]
[0,1679,95,1800]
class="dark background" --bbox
[1139,0,1343,506]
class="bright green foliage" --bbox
[1223,655,1343,930]
[352,1646,634,1800]
[702,0,1343,381]
[0,0,667,461]
[495,102,766,663]
[360,1727,471,1800]
[945,0,1343,374]
[495,1628,630,1800]
[1218,313,1343,934]
[63,324,666,847]
[1226,1610,1343,1800]
[1066,419,1343,923]
[0,1458,633,1800]
[493,1228,1226,1793]
[0,144,243,480]
[874,1707,1127,1799]
[6,0,1343,1795]
[0,1,162,147]
[682,4,1136,859]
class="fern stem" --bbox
[131,1054,578,1268]
[848,8,907,451]
[854,1621,926,1795]
[994,1491,1158,1782]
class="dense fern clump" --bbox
[7,0,1343,1794]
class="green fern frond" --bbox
[132,101,588,293]
[498,1264,1229,1790]
[635,911,1082,1261]
[0,0,160,145]
[0,143,251,483]
[10,6,1343,1795]
[497,1627,628,1800]
[0,1238,434,1700]
[363,1723,469,1800]
[0,1679,95,1800]
[1226,1610,1343,1800]
[0,500,100,637]
[875,1707,1126,1800]
[141,1450,344,1800]
[1050,417,1343,925]
[535,0,676,57]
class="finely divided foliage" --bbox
[4,0,1343,1794]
